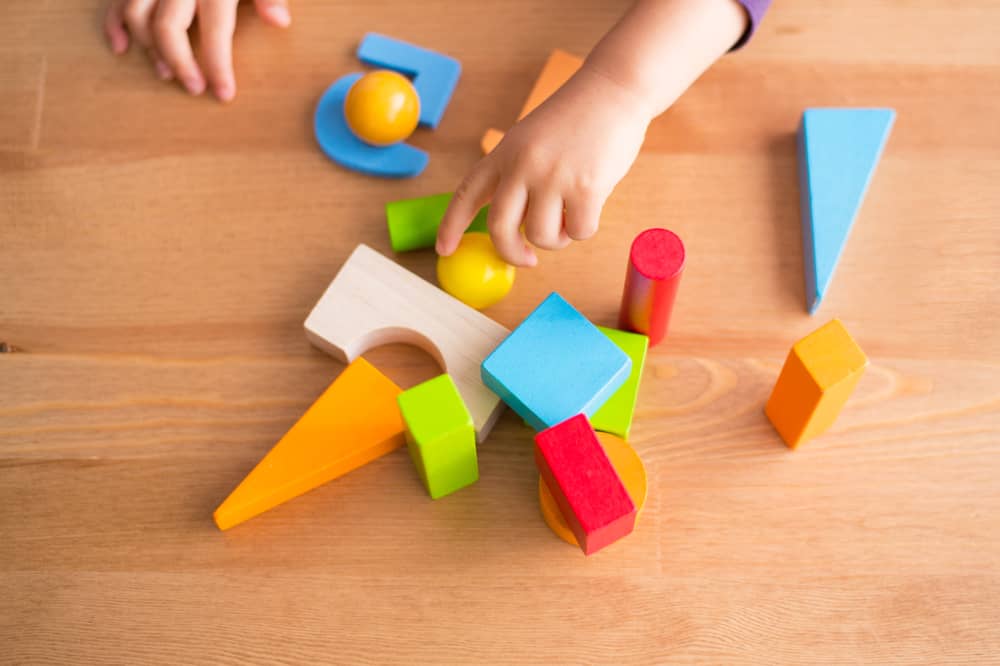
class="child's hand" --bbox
[436,66,652,267]
[103,0,291,102]
[437,0,750,267]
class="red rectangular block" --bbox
[534,414,637,555]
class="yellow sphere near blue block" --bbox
[437,233,516,310]
[343,70,421,146]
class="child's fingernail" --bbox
[155,59,173,80]
[216,82,235,102]
[268,5,291,27]
[185,76,206,95]
[111,34,128,55]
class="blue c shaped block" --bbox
[313,73,429,179]
[357,33,461,129]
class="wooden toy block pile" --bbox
[213,226,871,556]
[213,229,682,556]
[214,46,890,555]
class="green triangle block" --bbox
[590,327,649,439]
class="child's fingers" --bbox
[104,0,131,54]
[197,0,239,101]
[436,162,499,256]
[487,182,536,267]
[523,190,571,251]
[122,0,159,49]
[153,57,174,80]
[121,0,173,79]
[253,0,292,27]
[153,0,205,95]
[563,193,602,241]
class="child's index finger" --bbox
[436,163,499,256]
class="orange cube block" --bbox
[765,319,868,449]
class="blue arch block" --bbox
[357,33,461,129]
[313,73,428,179]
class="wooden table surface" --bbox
[3,1,999,663]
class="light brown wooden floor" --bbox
[3,1,1000,663]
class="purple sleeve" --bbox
[732,0,772,49]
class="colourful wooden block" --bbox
[304,244,509,442]
[213,358,405,531]
[618,228,685,347]
[535,414,637,555]
[764,319,868,449]
[590,327,648,439]
[437,233,516,310]
[538,432,647,548]
[481,49,583,154]
[386,192,489,253]
[314,73,428,178]
[357,33,461,129]
[799,108,895,314]
[313,34,461,178]
[480,128,506,156]
[481,292,631,432]
[397,374,478,499]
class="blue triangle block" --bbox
[798,108,895,314]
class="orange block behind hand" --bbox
[481,49,583,154]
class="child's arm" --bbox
[103,0,291,102]
[437,0,763,266]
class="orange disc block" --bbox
[538,432,647,547]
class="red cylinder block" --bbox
[618,228,685,347]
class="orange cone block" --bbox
[214,358,406,530]
[765,319,868,449]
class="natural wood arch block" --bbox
[304,244,510,442]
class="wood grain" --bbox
[0,52,45,150]
[2,0,999,663]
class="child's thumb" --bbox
[254,0,292,28]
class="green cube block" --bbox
[590,327,649,439]
[386,192,489,253]
[397,374,478,499]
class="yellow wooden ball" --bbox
[343,70,420,146]
[437,233,516,310]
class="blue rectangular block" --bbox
[481,292,631,432]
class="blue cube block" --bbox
[481,293,631,431]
